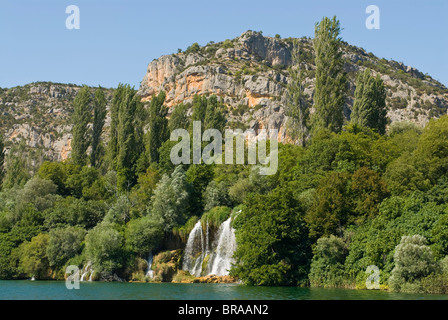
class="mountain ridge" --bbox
[0,30,447,162]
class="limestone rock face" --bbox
[138,31,448,142]
[0,83,113,162]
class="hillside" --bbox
[0,82,114,162]
[138,30,448,141]
[1,30,447,161]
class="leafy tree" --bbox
[46,226,86,268]
[350,167,389,223]
[44,197,106,230]
[191,95,208,123]
[186,164,214,214]
[91,87,107,168]
[103,194,132,225]
[85,224,124,277]
[312,16,347,133]
[232,187,311,286]
[204,95,226,132]
[2,143,31,189]
[384,153,426,195]
[169,103,190,132]
[108,84,145,191]
[203,181,231,212]
[148,91,168,164]
[150,166,191,232]
[37,161,71,195]
[71,86,92,166]
[351,69,387,134]
[309,235,348,287]
[125,216,163,256]
[0,133,4,189]
[413,116,448,185]
[286,39,309,146]
[228,168,271,205]
[18,233,50,279]
[130,167,160,213]
[305,172,351,239]
[15,176,57,213]
[344,197,444,285]
[389,235,437,292]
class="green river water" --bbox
[0,280,447,300]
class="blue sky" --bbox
[0,0,447,89]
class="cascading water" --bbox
[182,221,205,277]
[182,217,237,277]
[208,218,237,276]
[80,262,94,282]
[146,252,155,279]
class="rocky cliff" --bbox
[0,82,113,162]
[138,30,448,141]
[1,31,447,163]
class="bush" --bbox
[85,224,125,278]
[46,226,86,268]
[125,216,163,256]
[389,235,437,292]
[309,235,348,288]
[201,206,231,229]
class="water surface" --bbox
[0,281,447,300]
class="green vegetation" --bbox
[71,86,91,166]
[286,39,309,146]
[0,17,448,295]
[312,16,347,133]
[352,69,387,134]
[91,87,107,168]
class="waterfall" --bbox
[182,221,205,277]
[145,252,155,279]
[208,218,237,276]
[80,262,93,282]
[182,217,237,277]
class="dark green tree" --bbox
[108,84,145,191]
[351,69,387,134]
[91,87,107,168]
[148,91,168,164]
[0,133,4,189]
[286,39,309,146]
[71,86,92,166]
[204,95,226,132]
[312,16,347,133]
[231,187,311,286]
[191,95,208,124]
[168,103,190,132]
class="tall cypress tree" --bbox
[108,84,144,191]
[312,16,347,133]
[148,91,168,164]
[286,39,309,147]
[108,84,124,170]
[204,95,226,132]
[0,133,5,189]
[351,69,387,134]
[71,86,92,166]
[91,87,107,168]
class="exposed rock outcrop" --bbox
[138,31,448,142]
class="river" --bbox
[0,281,447,300]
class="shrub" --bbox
[389,235,437,292]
